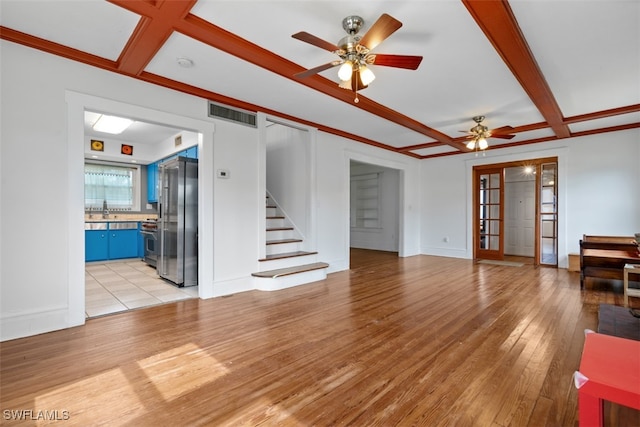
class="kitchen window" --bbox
[85,162,139,211]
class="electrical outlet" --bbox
[217,169,230,179]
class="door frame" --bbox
[473,167,505,261]
[472,156,558,265]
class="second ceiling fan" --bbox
[292,14,423,102]
[461,116,516,151]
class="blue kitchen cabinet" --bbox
[108,229,140,259]
[85,230,108,262]
[85,222,140,262]
[147,162,158,203]
[183,146,198,159]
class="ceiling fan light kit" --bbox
[292,13,423,102]
[338,61,353,81]
[358,64,375,85]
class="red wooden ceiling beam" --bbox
[417,121,640,159]
[0,24,413,156]
[105,0,460,150]
[0,26,117,71]
[462,0,571,139]
[564,104,640,124]
[399,142,444,152]
[110,0,197,75]
[175,14,460,149]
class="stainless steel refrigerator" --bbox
[158,157,198,287]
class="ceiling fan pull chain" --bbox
[354,69,359,103]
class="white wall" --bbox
[83,130,199,165]
[209,121,261,297]
[266,123,310,239]
[350,161,400,252]
[564,132,640,242]
[420,131,640,267]
[0,41,420,340]
[0,41,257,340]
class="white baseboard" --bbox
[254,269,327,291]
[1,306,84,342]
[202,276,255,298]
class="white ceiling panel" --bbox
[145,32,431,148]
[0,0,140,61]
[510,127,556,142]
[3,0,637,158]
[412,145,458,158]
[510,0,640,117]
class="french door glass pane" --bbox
[540,163,558,265]
[479,172,501,254]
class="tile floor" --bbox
[85,259,198,318]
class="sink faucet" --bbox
[102,200,109,219]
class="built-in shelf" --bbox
[350,172,381,229]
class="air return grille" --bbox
[208,102,257,128]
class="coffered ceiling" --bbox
[1,0,638,158]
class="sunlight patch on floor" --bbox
[35,367,144,423]
[137,343,229,401]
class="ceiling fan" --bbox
[461,116,516,151]
[292,14,423,102]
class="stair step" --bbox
[267,227,294,232]
[267,215,285,219]
[258,251,318,262]
[266,238,302,245]
[252,262,329,279]
[266,205,276,209]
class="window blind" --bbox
[85,163,135,210]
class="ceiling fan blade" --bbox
[490,125,515,134]
[358,13,402,51]
[292,32,341,53]
[294,61,341,79]
[489,134,515,140]
[367,54,423,70]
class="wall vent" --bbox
[208,102,257,128]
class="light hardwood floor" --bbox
[1,249,638,426]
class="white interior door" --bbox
[504,180,535,256]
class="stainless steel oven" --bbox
[140,220,158,268]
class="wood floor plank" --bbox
[1,249,638,426]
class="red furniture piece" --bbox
[575,332,640,426]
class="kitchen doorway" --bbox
[68,91,216,325]
[83,111,199,317]
[472,157,558,266]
